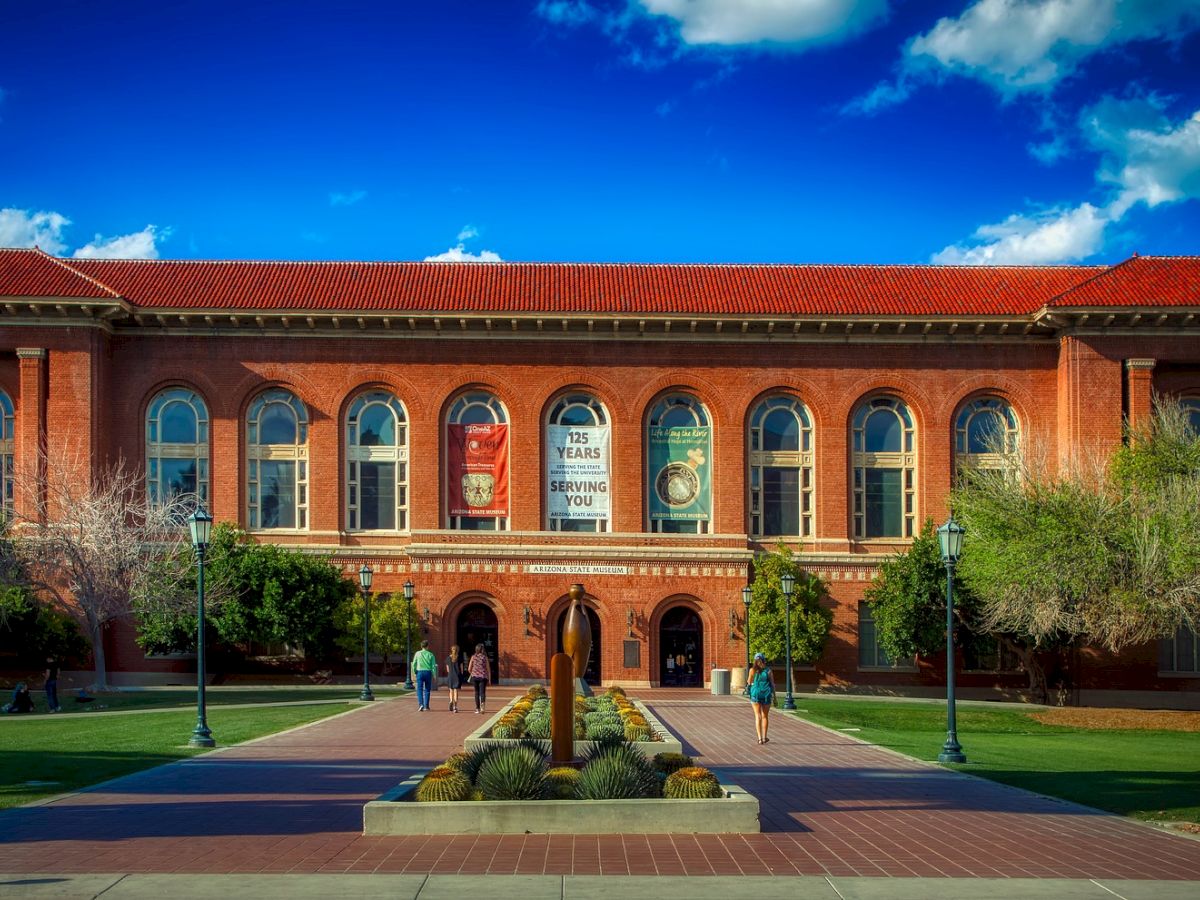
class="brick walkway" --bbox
[1,688,1199,879]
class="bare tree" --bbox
[12,450,197,689]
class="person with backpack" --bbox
[747,652,775,745]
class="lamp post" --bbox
[358,564,374,702]
[403,580,415,691]
[188,506,215,748]
[781,571,796,711]
[937,516,967,764]
[741,585,753,673]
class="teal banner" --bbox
[647,426,711,521]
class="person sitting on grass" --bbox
[3,682,34,714]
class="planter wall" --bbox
[463,697,684,757]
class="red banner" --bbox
[447,423,509,517]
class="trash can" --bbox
[730,666,747,692]
[710,668,731,695]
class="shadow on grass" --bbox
[963,767,1200,820]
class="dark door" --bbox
[556,605,602,685]
[456,603,499,683]
[659,606,703,687]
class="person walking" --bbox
[43,656,61,713]
[445,644,467,712]
[411,640,437,711]
[468,643,490,714]
[747,652,775,745]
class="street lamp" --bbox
[358,564,374,702]
[741,585,753,673]
[937,515,967,764]
[781,571,796,711]
[188,506,215,748]
[403,580,415,691]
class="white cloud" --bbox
[329,190,367,206]
[0,208,71,255]
[933,203,1109,264]
[639,0,888,47]
[423,243,502,262]
[72,225,170,260]
[456,224,480,241]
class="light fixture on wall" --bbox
[423,606,431,634]
[523,605,532,636]
[729,609,738,640]
[626,608,635,638]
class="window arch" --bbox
[247,388,308,530]
[1183,396,1200,435]
[545,392,611,532]
[646,392,711,534]
[446,390,509,531]
[346,390,408,531]
[146,388,209,507]
[955,396,1019,473]
[749,395,814,538]
[0,390,13,517]
[851,396,915,539]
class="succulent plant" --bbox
[491,721,524,740]
[542,766,581,799]
[575,745,658,799]
[624,722,652,742]
[652,752,694,776]
[527,684,548,698]
[469,788,486,801]
[514,736,551,758]
[524,714,551,739]
[475,745,547,801]
[443,752,471,772]
[415,766,472,802]
[458,744,501,783]
[663,766,723,799]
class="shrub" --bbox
[663,767,722,799]
[542,766,581,799]
[652,752,693,776]
[415,766,472,802]
[475,746,547,801]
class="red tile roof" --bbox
[0,249,1196,317]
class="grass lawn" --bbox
[21,685,407,714]
[788,698,1200,824]
[0,702,355,809]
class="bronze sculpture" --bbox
[561,582,593,696]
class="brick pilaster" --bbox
[14,348,46,521]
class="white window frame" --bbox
[146,388,209,508]
[247,388,309,531]
[852,396,916,540]
[0,390,13,518]
[346,390,408,532]
[749,395,814,539]
[955,396,1019,474]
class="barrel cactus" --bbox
[587,719,624,742]
[491,720,525,740]
[415,766,472,802]
[652,752,694,776]
[475,746,547,801]
[542,766,581,799]
[625,722,652,742]
[525,714,550,739]
[663,766,723,799]
[443,752,471,772]
[527,684,548,699]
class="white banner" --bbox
[546,424,610,520]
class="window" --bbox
[1160,625,1200,675]
[545,392,610,532]
[955,397,1018,474]
[749,396,813,538]
[146,388,209,507]
[962,635,1023,673]
[858,602,915,670]
[0,390,12,517]
[247,388,308,530]
[646,393,711,534]
[446,390,509,531]
[346,390,408,531]
[852,396,915,539]
[1183,396,1200,435]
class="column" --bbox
[14,348,46,521]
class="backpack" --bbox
[749,670,773,703]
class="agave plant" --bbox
[575,745,658,799]
[415,766,472,802]
[458,744,501,784]
[663,766,723,799]
[475,745,548,800]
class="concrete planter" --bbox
[463,697,684,757]
[363,774,759,835]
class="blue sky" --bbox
[1,0,1198,265]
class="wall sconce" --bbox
[423,606,431,634]
[523,605,532,636]
[626,608,635,638]
[729,609,738,640]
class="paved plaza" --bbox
[1,688,1199,891]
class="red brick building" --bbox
[1,247,1198,705]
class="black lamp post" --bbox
[741,585,753,673]
[188,506,215,748]
[403,580,415,691]
[781,571,796,711]
[937,516,967,764]
[358,564,374,702]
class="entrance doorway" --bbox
[659,606,703,687]
[556,605,602,685]
[456,602,499,683]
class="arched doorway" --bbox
[555,605,602,685]
[659,606,703,687]
[456,602,499,683]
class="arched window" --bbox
[146,388,209,506]
[446,390,509,531]
[247,388,308,530]
[851,396,915,539]
[646,392,711,534]
[545,392,611,532]
[749,396,814,538]
[346,390,408,531]
[954,396,1019,473]
[1183,396,1200,435]
[0,390,13,517]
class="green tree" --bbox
[747,545,832,668]
[334,591,422,673]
